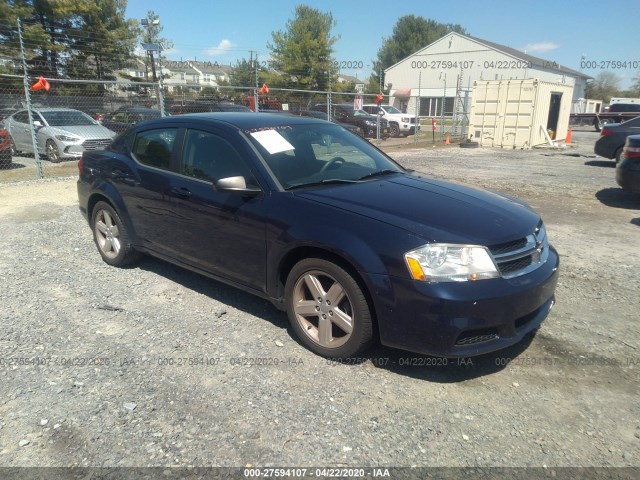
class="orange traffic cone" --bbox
[565,129,572,144]
[444,135,450,145]
[29,76,50,92]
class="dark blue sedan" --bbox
[77,113,559,359]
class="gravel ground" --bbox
[0,131,639,470]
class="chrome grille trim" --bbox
[82,139,112,150]
[489,222,549,279]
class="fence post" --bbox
[327,68,332,121]
[17,18,43,179]
[157,52,166,116]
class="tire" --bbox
[389,123,400,138]
[91,201,140,267]
[46,139,62,163]
[460,141,480,148]
[285,258,373,359]
[9,137,20,156]
[615,147,624,164]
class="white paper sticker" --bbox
[250,130,295,155]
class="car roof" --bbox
[157,112,328,129]
[23,107,84,113]
[117,107,160,112]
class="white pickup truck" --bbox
[362,104,419,137]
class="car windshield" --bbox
[383,105,402,114]
[40,110,97,126]
[245,122,403,190]
[353,109,371,117]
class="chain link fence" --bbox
[1,75,470,183]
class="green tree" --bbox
[370,15,467,91]
[624,72,640,97]
[585,71,622,103]
[268,5,338,90]
[65,0,139,80]
[0,0,140,80]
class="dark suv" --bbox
[311,104,389,139]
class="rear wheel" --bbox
[285,258,373,358]
[91,201,140,266]
[615,146,624,164]
[10,137,19,156]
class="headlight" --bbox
[54,134,81,142]
[364,120,376,126]
[404,244,500,282]
[401,117,410,123]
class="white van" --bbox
[362,104,419,137]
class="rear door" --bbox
[10,111,33,151]
[114,126,181,257]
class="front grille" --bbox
[488,237,528,255]
[455,328,499,346]
[497,256,533,276]
[82,139,112,150]
[488,222,548,279]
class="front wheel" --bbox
[91,201,140,266]
[46,139,62,163]
[389,123,400,137]
[285,258,373,358]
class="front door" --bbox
[167,128,267,291]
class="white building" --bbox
[385,32,590,117]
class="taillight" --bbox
[623,146,640,158]
[78,155,84,175]
[600,129,611,136]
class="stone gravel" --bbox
[0,131,638,468]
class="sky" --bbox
[125,0,639,88]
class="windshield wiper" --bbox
[357,169,402,181]
[285,178,361,191]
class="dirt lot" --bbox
[0,130,639,471]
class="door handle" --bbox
[170,187,192,199]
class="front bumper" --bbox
[367,246,560,357]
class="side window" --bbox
[181,129,257,186]
[15,111,30,123]
[132,128,177,170]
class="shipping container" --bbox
[469,79,574,149]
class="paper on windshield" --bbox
[250,130,295,155]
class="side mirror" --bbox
[215,176,261,195]
[33,120,43,127]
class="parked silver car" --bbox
[5,108,116,162]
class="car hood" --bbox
[42,124,116,139]
[294,173,540,245]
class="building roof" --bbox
[386,32,591,80]
[465,34,590,79]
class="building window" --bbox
[180,73,185,81]
[419,97,455,117]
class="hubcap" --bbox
[292,271,354,349]
[94,209,121,259]
[47,141,59,161]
